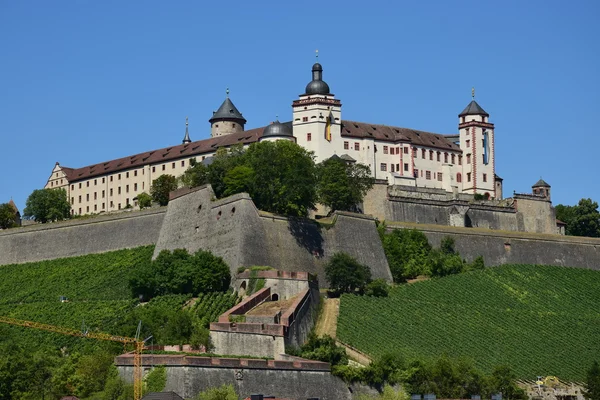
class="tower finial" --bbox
[182,116,191,144]
[472,87,475,99]
[226,87,229,98]
[316,49,319,60]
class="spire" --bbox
[316,49,319,61]
[226,87,229,98]
[472,87,475,99]
[182,116,191,144]
[459,88,488,117]
[209,91,247,125]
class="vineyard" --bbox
[0,246,238,349]
[337,264,600,381]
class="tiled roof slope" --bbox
[341,121,460,151]
[60,120,458,182]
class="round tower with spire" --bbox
[209,89,246,138]
[458,88,496,198]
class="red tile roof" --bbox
[59,120,457,183]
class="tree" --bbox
[150,175,178,206]
[0,203,17,229]
[556,199,600,237]
[197,384,237,400]
[23,188,71,223]
[488,365,527,400]
[136,192,152,209]
[180,158,210,189]
[316,156,375,213]
[584,361,600,400]
[325,252,372,294]
[381,229,432,282]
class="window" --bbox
[71,184,74,190]
[403,147,408,154]
[87,181,89,187]
[404,163,409,171]
[134,183,138,191]
[152,166,156,173]
[172,162,175,169]
[134,170,138,177]
[466,128,470,135]
[118,174,121,180]
[94,192,97,200]
[94,179,97,186]
[162,165,166,171]
[383,146,388,154]
[412,148,417,157]
[438,172,443,181]
[102,203,105,209]
[110,176,113,182]
[86,194,89,201]
[102,177,105,183]
[380,163,387,171]
[126,172,129,178]
[126,185,129,193]
[467,154,471,164]
[344,141,349,150]
[483,173,487,183]
[467,172,471,182]
[307,133,312,141]
[444,153,448,163]
[79,183,82,189]
[110,201,114,208]
[466,140,470,148]
[86,206,89,213]
[102,190,105,198]
[422,149,426,159]
[118,187,121,195]
[396,147,400,154]
[426,171,431,180]
[457,173,462,183]
[391,164,395,172]
[451,154,456,164]
[302,116,308,122]
[94,204,97,211]
[396,164,400,171]
[118,203,121,210]
[429,150,433,160]
[79,208,81,214]
[354,143,360,151]
[459,155,463,165]
[126,198,130,206]
[71,197,74,204]
[110,188,113,196]
[437,152,441,162]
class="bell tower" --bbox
[292,52,342,163]
[458,89,496,197]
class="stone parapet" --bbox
[217,287,271,323]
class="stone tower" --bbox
[292,58,342,163]
[532,178,551,200]
[209,90,246,138]
[458,92,496,197]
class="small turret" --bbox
[209,88,246,138]
[532,178,551,200]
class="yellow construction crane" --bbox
[0,316,146,400]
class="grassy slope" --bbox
[337,264,600,381]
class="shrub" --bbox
[299,333,348,366]
[365,279,389,297]
[136,192,152,209]
[325,253,372,294]
[197,384,237,400]
[145,365,166,393]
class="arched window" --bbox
[457,173,462,183]
[271,294,279,301]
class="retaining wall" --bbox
[0,208,165,265]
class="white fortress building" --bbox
[45,60,501,216]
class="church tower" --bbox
[209,89,246,137]
[292,54,342,163]
[458,89,496,198]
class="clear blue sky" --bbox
[1,0,599,212]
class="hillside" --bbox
[0,246,237,349]
[337,264,600,381]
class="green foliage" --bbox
[556,198,600,237]
[337,264,600,381]
[380,229,432,281]
[145,365,167,393]
[136,192,152,209]
[298,333,348,366]
[365,279,389,297]
[150,174,178,206]
[356,385,409,400]
[196,384,238,400]
[129,248,231,300]
[325,252,372,294]
[23,188,71,223]
[0,203,17,229]
[223,165,255,197]
[316,156,375,212]
[180,158,210,188]
[584,361,600,400]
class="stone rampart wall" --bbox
[0,208,165,265]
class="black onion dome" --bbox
[304,62,331,95]
[262,120,293,137]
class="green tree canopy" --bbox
[584,361,600,400]
[23,188,71,223]
[325,252,372,294]
[316,156,375,213]
[136,192,152,209]
[150,174,178,206]
[556,198,600,237]
[0,203,18,229]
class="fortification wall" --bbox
[116,355,351,399]
[0,208,165,265]
[154,185,392,287]
[387,222,600,270]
